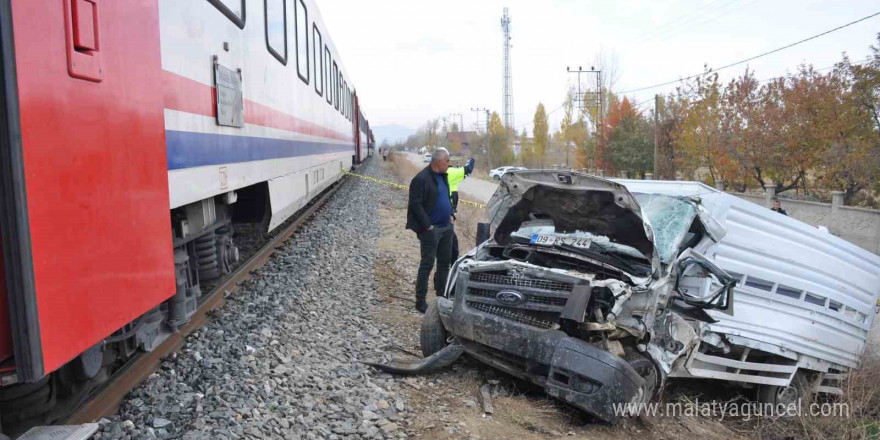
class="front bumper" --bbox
[437,292,645,422]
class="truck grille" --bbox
[465,271,575,329]
[469,272,572,292]
[468,288,568,307]
[466,301,556,329]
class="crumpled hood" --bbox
[487,171,656,261]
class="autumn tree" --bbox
[717,70,781,191]
[518,128,537,167]
[553,88,590,169]
[488,112,512,168]
[532,103,549,167]
[425,119,440,147]
[655,94,684,180]
[815,52,880,203]
[674,70,725,182]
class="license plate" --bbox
[530,234,592,249]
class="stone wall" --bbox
[731,192,880,255]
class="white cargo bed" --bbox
[616,180,880,375]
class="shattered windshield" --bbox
[510,220,647,260]
[634,194,697,263]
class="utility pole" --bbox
[470,107,489,133]
[566,66,601,169]
[448,112,463,132]
[471,107,492,169]
[486,109,492,169]
[653,94,660,178]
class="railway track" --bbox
[65,173,351,425]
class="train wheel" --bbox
[0,375,56,433]
[73,343,103,381]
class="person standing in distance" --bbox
[406,148,454,313]
[771,199,788,216]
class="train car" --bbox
[0,0,371,433]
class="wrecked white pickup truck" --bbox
[386,171,880,422]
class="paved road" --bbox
[404,153,499,203]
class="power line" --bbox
[619,10,880,94]
[757,57,872,83]
[626,57,873,114]
[634,0,733,42]
[513,101,566,130]
[634,97,655,109]
[648,0,759,44]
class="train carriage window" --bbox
[333,62,339,110]
[313,25,323,96]
[324,46,332,104]
[294,0,309,84]
[264,0,287,65]
[209,0,246,28]
[338,71,344,115]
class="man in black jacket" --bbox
[406,148,454,313]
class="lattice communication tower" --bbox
[501,8,513,132]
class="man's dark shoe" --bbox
[415,299,428,314]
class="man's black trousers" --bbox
[416,224,454,301]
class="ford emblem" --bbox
[496,290,525,305]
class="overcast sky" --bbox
[317,0,880,134]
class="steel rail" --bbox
[66,174,350,424]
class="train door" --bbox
[353,94,361,164]
[0,0,175,382]
[0,0,33,375]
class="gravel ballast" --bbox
[97,158,414,440]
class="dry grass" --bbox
[752,354,880,440]
[450,192,488,249]
[386,151,421,186]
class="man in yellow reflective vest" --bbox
[447,158,475,262]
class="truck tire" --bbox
[757,371,811,408]
[420,299,449,357]
[625,352,659,403]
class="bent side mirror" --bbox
[476,223,491,246]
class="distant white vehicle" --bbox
[489,166,527,179]
[423,153,432,163]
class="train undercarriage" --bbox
[0,192,247,435]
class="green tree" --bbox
[608,110,653,178]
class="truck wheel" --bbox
[626,353,659,403]
[757,372,811,407]
[420,299,449,357]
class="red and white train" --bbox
[0,0,373,432]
